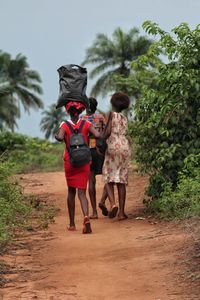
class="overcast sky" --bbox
[1,0,200,138]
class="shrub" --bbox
[148,154,200,219]
[128,22,200,199]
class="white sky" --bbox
[1,0,200,137]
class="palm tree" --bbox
[82,27,153,97]
[0,95,19,131]
[0,80,19,131]
[40,104,66,139]
[0,51,43,130]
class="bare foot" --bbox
[118,213,128,221]
[67,225,76,231]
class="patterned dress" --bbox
[102,112,130,184]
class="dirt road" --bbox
[1,171,197,299]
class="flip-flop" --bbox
[67,226,76,231]
[108,206,118,219]
[98,203,108,216]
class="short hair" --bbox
[110,92,130,112]
[89,97,98,113]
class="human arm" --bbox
[103,112,112,139]
[88,125,100,138]
[55,127,65,142]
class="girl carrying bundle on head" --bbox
[55,101,100,234]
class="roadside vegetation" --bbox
[0,131,63,173]
[0,132,63,258]
[0,161,57,252]
[0,51,62,285]
[111,22,200,220]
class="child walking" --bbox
[55,101,100,233]
[102,92,131,220]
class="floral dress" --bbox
[102,112,130,184]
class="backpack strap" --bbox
[65,120,74,133]
[65,120,86,133]
[78,120,86,133]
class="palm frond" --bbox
[82,27,154,97]
[90,70,117,98]
[40,104,66,139]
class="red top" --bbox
[60,119,91,161]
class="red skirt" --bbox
[64,160,90,189]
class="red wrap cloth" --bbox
[60,118,91,189]
[65,101,86,116]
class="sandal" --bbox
[82,216,92,234]
[98,203,108,216]
[108,206,118,219]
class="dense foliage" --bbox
[113,22,200,219]
[146,154,200,218]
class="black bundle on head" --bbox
[111,92,130,112]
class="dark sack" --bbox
[96,137,107,156]
[56,64,89,109]
[96,112,112,156]
[65,120,91,167]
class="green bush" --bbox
[126,22,200,199]
[147,154,200,219]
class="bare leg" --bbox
[78,188,89,217]
[98,184,109,216]
[106,182,118,218]
[88,171,98,218]
[78,188,92,234]
[67,187,76,228]
[99,184,108,205]
[117,183,127,219]
[106,182,115,208]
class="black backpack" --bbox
[65,120,91,167]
